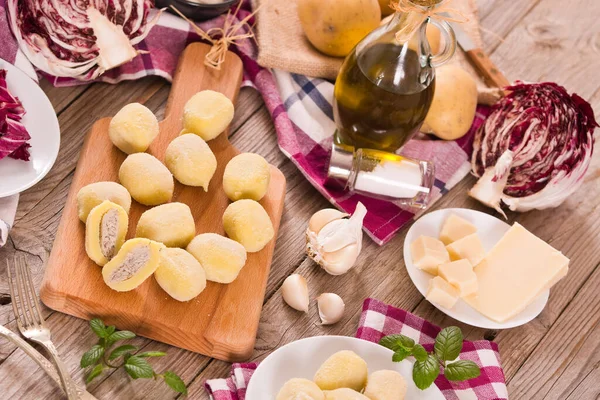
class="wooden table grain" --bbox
[1,0,599,398]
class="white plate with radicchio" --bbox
[0,61,60,197]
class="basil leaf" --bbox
[413,355,440,390]
[107,330,136,345]
[108,345,138,360]
[412,344,428,362]
[379,334,415,352]
[163,371,187,394]
[124,356,154,379]
[392,347,411,362]
[434,326,463,362]
[80,345,105,368]
[138,351,167,358]
[86,364,104,383]
[89,319,107,338]
[444,360,481,381]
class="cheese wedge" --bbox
[438,259,477,297]
[446,233,485,266]
[426,276,459,309]
[411,236,450,275]
[464,223,569,323]
[439,214,477,245]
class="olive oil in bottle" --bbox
[334,43,435,153]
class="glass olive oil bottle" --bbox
[333,1,456,153]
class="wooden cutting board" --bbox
[40,43,286,362]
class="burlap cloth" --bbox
[253,0,484,82]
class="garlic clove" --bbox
[321,243,361,275]
[281,274,309,312]
[308,208,349,235]
[317,293,345,325]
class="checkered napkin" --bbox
[205,298,508,399]
[0,0,488,245]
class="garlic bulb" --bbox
[281,274,309,312]
[317,293,345,325]
[306,203,366,275]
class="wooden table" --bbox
[1,0,599,398]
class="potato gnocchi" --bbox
[85,200,128,266]
[136,202,195,248]
[77,181,131,222]
[119,153,174,206]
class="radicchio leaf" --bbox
[7,0,160,81]
[0,69,31,162]
[470,82,598,213]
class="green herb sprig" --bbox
[379,326,480,389]
[80,319,187,395]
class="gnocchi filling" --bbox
[109,246,151,283]
[100,208,120,259]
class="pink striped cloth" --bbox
[205,298,508,399]
[0,0,488,245]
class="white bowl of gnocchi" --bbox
[246,335,444,399]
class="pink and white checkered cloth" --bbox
[205,298,508,399]
[0,0,488,245]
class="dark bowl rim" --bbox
[161,0,239,9]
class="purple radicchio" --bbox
[470,81,598,215]
[7,0,160,81]
[0,69,31,161]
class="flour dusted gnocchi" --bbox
[276,378,324,400]
[183,90,234,141]
[186,233,247,284]
[314,350,368,391]
[155,248,206,302]
[222,153,271,201]
[77,181,131,222]
[135,202,196,248]
[222,199,274,253]
[363,370,407,400]
[109,103,159,154]
[118,153,174,206]
[165,133,217,190]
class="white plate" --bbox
[0,61,60,197]
[246,335,445,399]
[404,208,549,329]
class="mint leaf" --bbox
[413,354,440,390]
[444,360,481,381]
[90,319,107,338]
[434,326,463,362]
[163,371,187,394]
[138,351,167,358]
[81,345,105,368]
[124,356,154,379]
[392,347,411,362]
[105,326,116,336]
[109,345,138,360]
[86,364,104,383]
[107,330,136,346]
[412,344,428,362]
[379,334,415,352]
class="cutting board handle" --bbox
[162,43,244,140]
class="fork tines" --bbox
[7,255,45,331]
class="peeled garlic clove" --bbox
[308,208,349,235]
[321,243,361,275]
[282,274,309,312]
[317,293,345,325]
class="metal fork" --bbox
[7,255,80,400]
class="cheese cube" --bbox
[464,223,569,323]
[438,260,478,297]
[411,236,450,275]
[446,233,485,266]
[439,214,477,245]
[426,276,459,309]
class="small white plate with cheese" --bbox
[404,208,550,330]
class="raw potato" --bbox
[186,233,247,283]
[314,350,368,391]
[276,378,325,400]
[297,0,380,57]
[222,199,274,252]
[323,389,370,400]
[223,153,271,201]
[102,238,164,292]
[155,248,206,302]
[119,153,174,206]
[421,65,478,140]
[109,103,159,154]
[165,134,217,190]
[77,181,131,222]
[135,202,195,248]
[85,200,129,266]
[363,370,407,400]
[183,90,234,141]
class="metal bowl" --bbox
[156,0,239,22]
